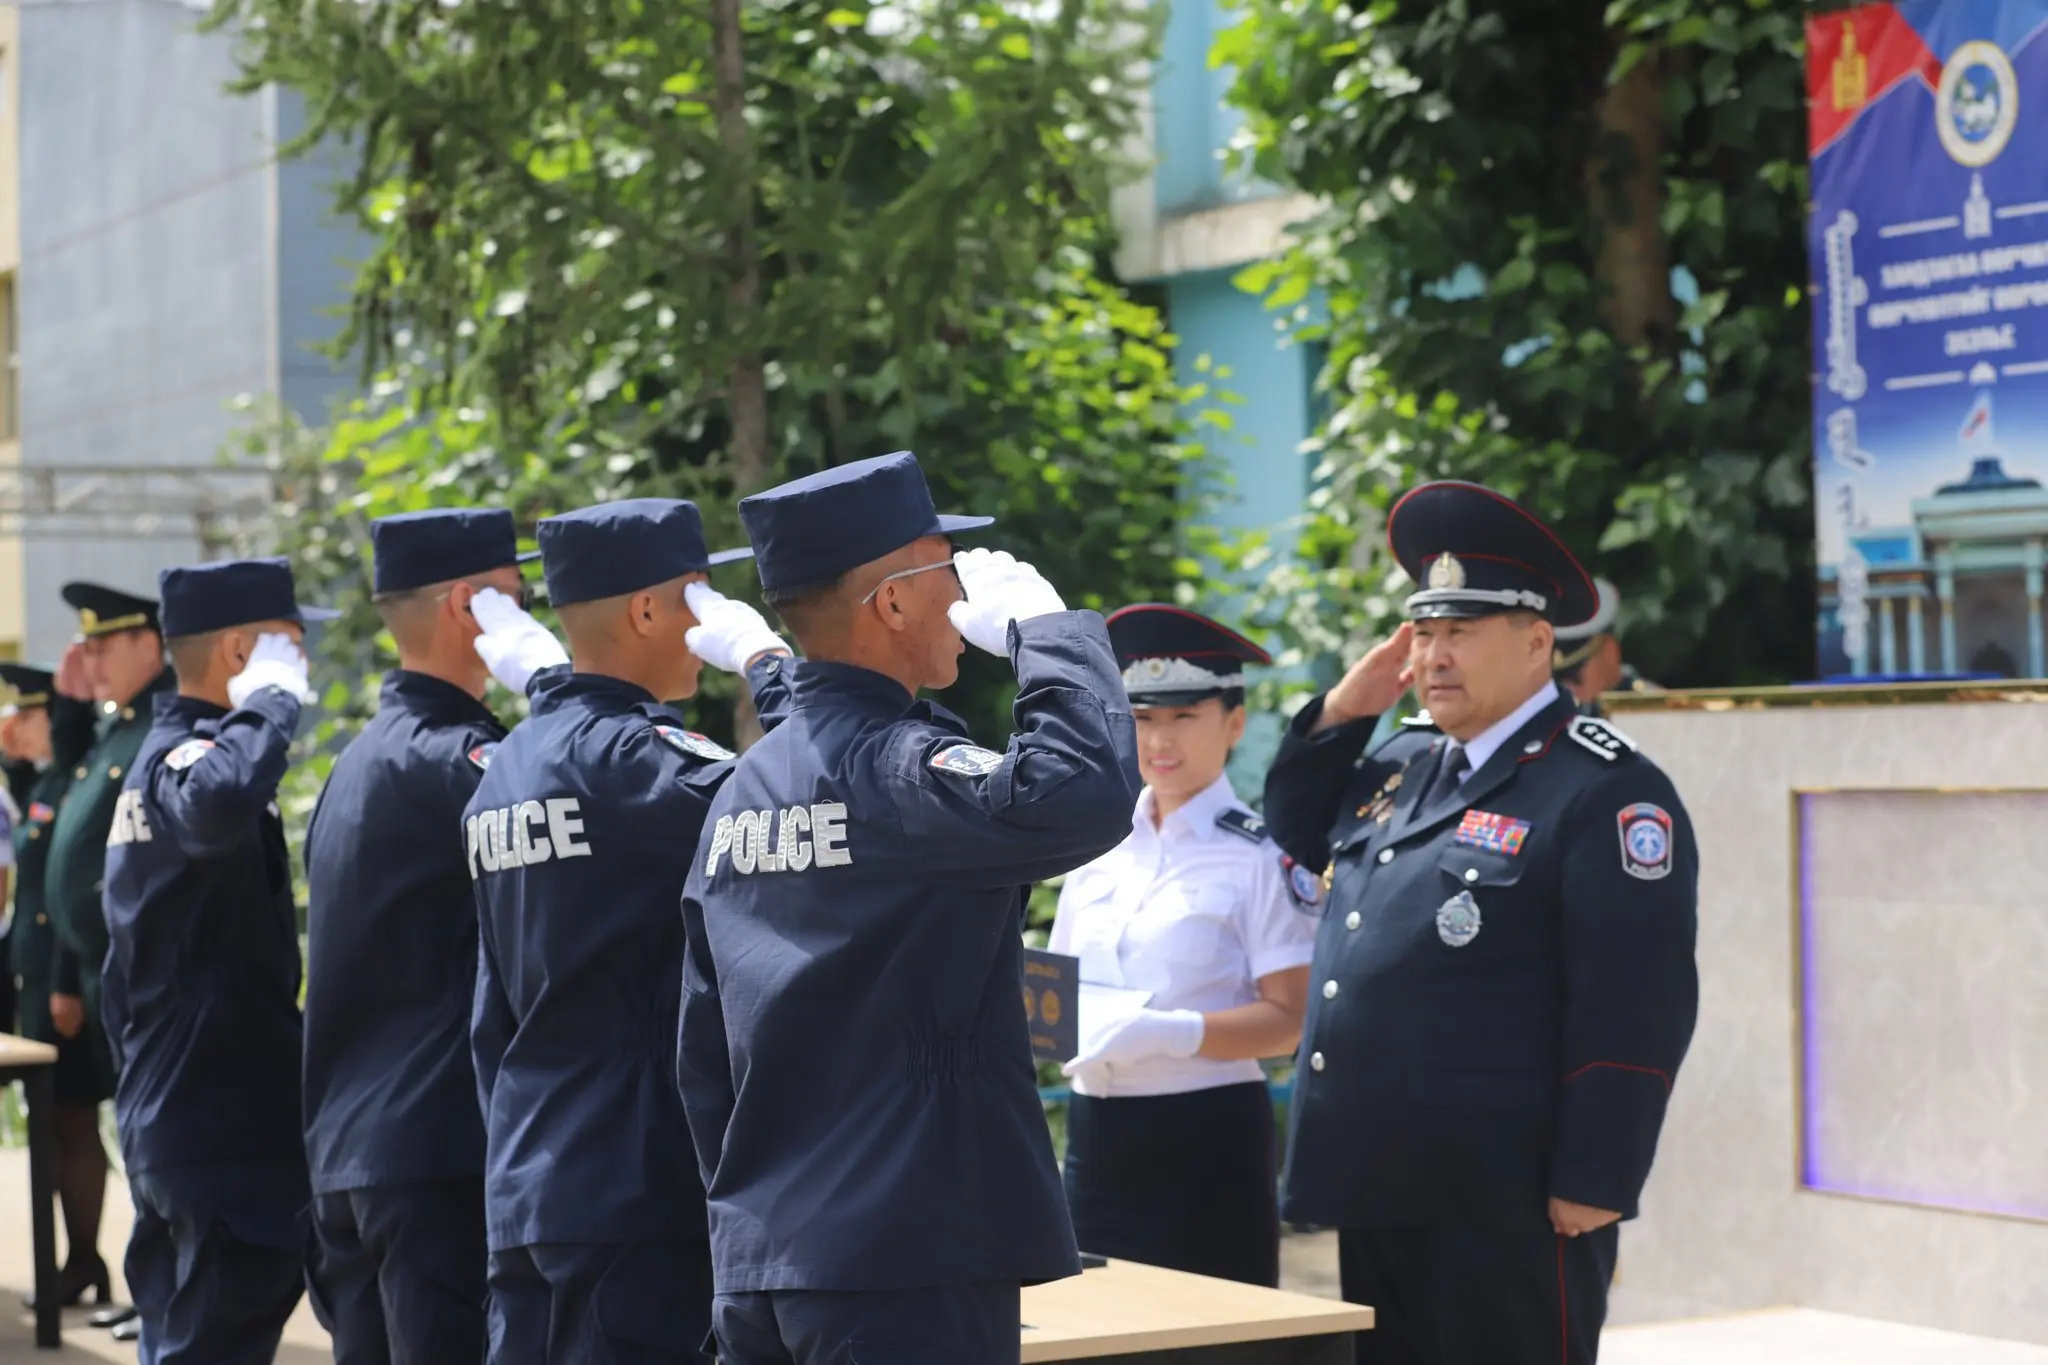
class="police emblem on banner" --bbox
[164,739,216,772]
[929,744,1003,777]
[1436,891,1481,947]
[1617,802,1673,880]
[467,742,498,771]
[655,726,736,762]
[1937,40,2018,168]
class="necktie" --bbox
[1419,742,1470,810]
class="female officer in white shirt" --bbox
[1049,604,1320,1287]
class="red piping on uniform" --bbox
[1385,482,1599,609]
[1557,1236,1568,1365]
[1563,1060,1672,1094]
[1518,719,1570,763]
[1104,603,1273,664]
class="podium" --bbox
[1020,1260,1372,1362]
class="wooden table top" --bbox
[1019,1260,1374,1361]
[0,1035,57,1068]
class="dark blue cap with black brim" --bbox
[371,507,542,596]
[538,497,754,608]
[158,558,341,639]
[1387,481,1598,629]
[738,450,992,594]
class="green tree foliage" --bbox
[1216,0,1813,696]
[208,0,1227,822]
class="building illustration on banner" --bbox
[1810,0,2048,679]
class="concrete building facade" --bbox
[0,0,355,664]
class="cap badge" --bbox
[1427,553,1467,590]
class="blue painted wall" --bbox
[1152,0,1261,216]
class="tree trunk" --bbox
[710,0,772,747]
[1584,45,1676,356]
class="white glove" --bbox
[228,633,314,708]
[683,582,787,674]
[946,549,1067,656]
[1060,1008,1205,1086]
[471,587,569,693]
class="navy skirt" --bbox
[1062,1079,1280,1287]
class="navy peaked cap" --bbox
[538,498,753,608]
[371,507,538,595]
[738,450,993,593]
[159,557,340,638]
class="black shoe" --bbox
[89,1304,138,1330]
[109,1317,140,1342]
[21,1251,111,1311]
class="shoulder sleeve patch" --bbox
[466,741,499,772]
[164,738,217,772]
[1400,710,1438,729]
[655,725,736,762]
[1567,715,1638,762]
[1215,808,1267,842]
[1280,853,1323,912]
[929,743,1004,777]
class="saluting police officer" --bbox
[680,450,1141,1365]
[301,508,546,1364]
[1262,482,1699,1365]
[102,557,336,1364]
[467,497,791,1365]
[1,663,123,1314]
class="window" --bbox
[0,275,17,442]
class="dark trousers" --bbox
[1063,1081,1279,1287]
[1338,1224,1619,1365]
[124,1170,306,1365]
[488,1240,713,1365]
[308,1179,488,1365]
[713,1281,1020,1365]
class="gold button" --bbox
[34,914,44,925]
[108,766,122,779]
[121,708,135,721]
[73,767,86,780]
[27,829,38,841]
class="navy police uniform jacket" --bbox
[1262,690,1698,1231]
[302,670,507,1194]
[679,612,1141,1294]
[102,688,310,1196]
[466,659,787,1251]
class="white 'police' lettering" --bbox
[705,801,850,876]
[465,797,593,879]
[106,789,153,848]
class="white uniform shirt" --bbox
[1049,773,1317,1098]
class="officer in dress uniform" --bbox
[1049,604,1316,1289]
[101,557,336,1364]
[1552,579,1663,717]
[301,508,550,1364]
[1262,482,1699,1365]
[43,582,172,1334]
[680,450,1141,1365]
[0,663,121,1313]
[467,497,793,1365]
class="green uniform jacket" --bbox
[45,671,173,1046]
[10,698,98,1042]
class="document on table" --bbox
[1076,981,1154,1059]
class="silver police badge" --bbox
[1436,890,1482,947]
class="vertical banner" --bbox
[1809,1,2048,680]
